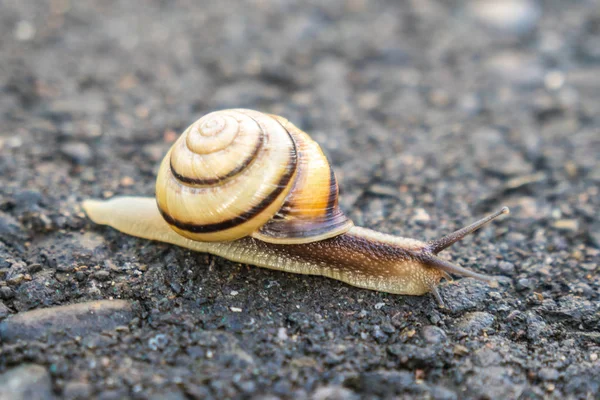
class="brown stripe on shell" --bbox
[159,159,296,233]
[253,117,353,243]
[169,124,265,186]
[325,165,338,217]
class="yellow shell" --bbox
[156,109,353,244]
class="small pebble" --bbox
[0,302,10,320]
[538,368,560,381]
[60,142,93,165]
[0,300,133,343]
[148,334,169,351]
[545,71,565,90]
[0,286,14,300]
[0,212,26,241]
[485,52,545,88]
[312,385,359,400]
[63,381,92,400]
[430,385,458,400]
[413,208,431,223]
[475,347,502,367]
[0,364,53,400]
[526,311,547,341]
[14,190,43,213]
[372,326,389,343]
[93,270,111,281]
[27,263,43,274]
[552,219,579,231]
[14,21,36,41]
[456,312,495,335]
[277,327,288,341]
[469,0,541,34]
[454,345,469,356]
[516,278,535,291]
[498,261,515,274]
[7,274,25,286]
[120,176,135,187]
[421,325,447,344]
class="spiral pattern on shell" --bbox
[156,109,353,243]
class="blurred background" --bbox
[2,0,598,226]
[1,1,599,399]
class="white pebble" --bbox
[277,327,288,341]
[545,71,565,90]
[14,21,36,41]
[413,208,431,222]
[469,0,540,34]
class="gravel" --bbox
[0,0,599,398]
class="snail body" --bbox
[83,109,509,306]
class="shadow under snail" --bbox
[83,109,509,306]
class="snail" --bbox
[83,109,509,306]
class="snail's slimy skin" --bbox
[82,197,507,305]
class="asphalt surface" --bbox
[0,1,599,399]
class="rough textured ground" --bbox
[1,0,599,399]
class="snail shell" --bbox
[156,109,353,244]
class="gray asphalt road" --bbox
[1,1,599,399]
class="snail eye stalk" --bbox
[428,207,509,255]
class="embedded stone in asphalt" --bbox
[0,300,133,343]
